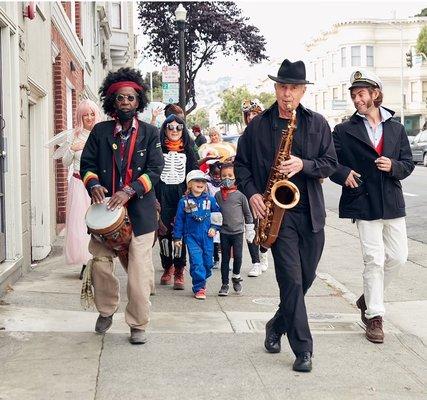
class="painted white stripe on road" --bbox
[403,192,418,197]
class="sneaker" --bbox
[232,277,243,294]
[218,284,229,296]
[260,252,269,272]
[248,263,262,277]
[212,261,220,269]
[194,288,206,300]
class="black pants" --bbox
[158,230,186,270]
[270,211,324,356]
[247,240,260,264]
[220,232,243,284]
[213,242,220,263]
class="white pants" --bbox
[356,218,408,319]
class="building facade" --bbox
[0,1,136,294]
[305,17,427,134]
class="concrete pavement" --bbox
[0,210,426,400]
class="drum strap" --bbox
[112,119,139,195]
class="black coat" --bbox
[330,109,414,220]
[235,102,337,233]
[80,119,165,236]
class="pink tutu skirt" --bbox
[64,175,91,265]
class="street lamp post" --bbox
[175,3,187,113]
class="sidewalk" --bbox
[0,210,426,400]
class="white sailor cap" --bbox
[349,70,383,91]
[186,169,207,184]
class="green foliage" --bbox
[416,26,427,56]
[219,86,252,130]
[143,71,163,102]
[187,108,210,130]
[218,86,276,130]
[415,8,427,16]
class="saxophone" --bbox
[255,107,300,249]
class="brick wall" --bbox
[51,24,84,223]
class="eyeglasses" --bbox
[166,123,183,131]
[116,94,138,103]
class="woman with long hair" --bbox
[61,99,102,278]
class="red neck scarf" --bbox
[165,138,184,152]
[220,186,237,200]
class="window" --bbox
[351,46,361,66]
[366,46,374,67]
[322,92,327,109]
[341,84,347,100]
[331,53,336,73]
[411,82,419,103]
[321,59,325,77]
[341,47,346,68]
[112,2,121,29]
[422,81,427,104]
[314,94,319,111]
[313,63,317,80]
[332,87,339,100]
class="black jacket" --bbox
[80,119,165,236]
[235,102,337,233]
[330,109,414,220]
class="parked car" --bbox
[222,134,241,146]
[410,130,427,166]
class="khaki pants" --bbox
[89,231,155,330]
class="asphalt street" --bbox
[323,165,427,244]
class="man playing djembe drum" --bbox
[80,67,164,344]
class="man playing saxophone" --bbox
[234,59,337,372]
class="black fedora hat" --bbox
[268,59,313,85]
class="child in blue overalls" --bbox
[174,170,222,299]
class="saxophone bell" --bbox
[270,179,300,209]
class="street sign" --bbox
[162,65,179,83]
[162,82,179,104]
[413,54,423,66]
[332,99,348,110]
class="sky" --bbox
[135,0,426,105]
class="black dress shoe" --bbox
[95,314,113,334]
[264,318,282,353]
[293,352,312,372]
[79,264,86,280]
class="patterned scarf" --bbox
[220,186,237,201]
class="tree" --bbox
[186,108,210,130]
[219,86,252,132]
[143,71,163,102]
[258,92,276,109]
[416,26,427,56]
[138,2,267,114]
[415,8,427,16]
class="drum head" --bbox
[85,198,123,230]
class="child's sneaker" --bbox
[260,252,269,272]
[248,263,262,277]
[232,277,243,294]
[218,284,229,296]
[194,288,206,300]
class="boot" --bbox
[173,267,185,290]
[160,266,174,285]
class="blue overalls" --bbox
[174,192,221,293]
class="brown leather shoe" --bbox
[356,294,368,325]
[173,267,185,290]
[366,316,384,343]
[160,266,174,285]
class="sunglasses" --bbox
[166,123,183,131]
[116,94,138,103]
